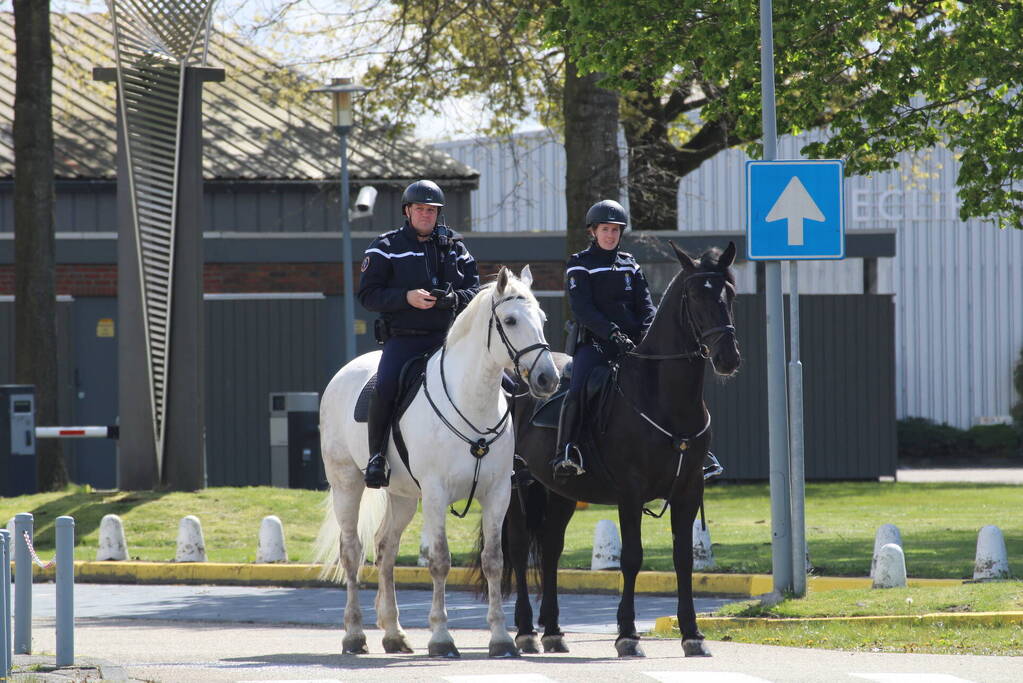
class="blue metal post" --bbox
[13,513,31,654]
[1,529,11,680]
[337,125,356,364]
[55,516,74,667]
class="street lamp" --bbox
[313,77,372,365]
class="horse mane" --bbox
[445,271,537,347]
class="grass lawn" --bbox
[654,582,1023,656]
[1,481,1020,579]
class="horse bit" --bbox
[423,293,552,517]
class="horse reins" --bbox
[424,292,552,518]
[617,270,735,518]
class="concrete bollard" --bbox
[256,515,287,563]
[872,542,907,588]
[591,519,621,571]
[175,515,207,562]
[692,518,716,571]
[870,523,902,579]
[96,514,129,561]
[1,529,11,680]
[973,525,1011,581]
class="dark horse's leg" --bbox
[505,485,539,653]
[671,478,711,656]
[537,492,575,653]
[614,498,645,657]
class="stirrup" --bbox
[364,453,390,489]
[553,443,585,477]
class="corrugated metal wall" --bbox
[204,294,332,486]
[706,294,897,480]
[437,128,1023,428]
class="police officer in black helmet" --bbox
[552,199,656,478]
[358,180,481,488]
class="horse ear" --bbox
[519,264,533,289]
[720,241,736,269]
[496,266,510,295]
[669,240,697,272]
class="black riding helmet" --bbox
[401,179,445,208]
[585,199,628,229]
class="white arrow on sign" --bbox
[765,176,825,246]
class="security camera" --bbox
[350,185,378,220]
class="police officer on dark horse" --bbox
[491,202,741,658]
[551,199,657,478]
[358,180,480,488]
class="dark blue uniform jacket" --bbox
[358,222,480,332]
[566,242,656,343]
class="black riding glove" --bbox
[609,330,635,358]
[430,285,457,310]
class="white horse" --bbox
[316,266,559,658]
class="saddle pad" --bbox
[529,364,612,430]
[353,373,378,423]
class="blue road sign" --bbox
[746,159,845,260]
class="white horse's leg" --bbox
[421,486,458,658]
[478,480,519,658]
[374,492,418,654]
[333,459,370,655]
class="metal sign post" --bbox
[757,0,793,596]
[753,5,846,597]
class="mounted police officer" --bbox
[552,199,656,478]
[358,179,481,488]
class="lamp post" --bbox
[313,77,372,365]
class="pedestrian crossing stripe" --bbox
[646,674,772,682]
[851,675,976,683]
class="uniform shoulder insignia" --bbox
[618,250,633,259]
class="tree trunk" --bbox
[14,0,67,491]
[562,59,620,254]
[621,101,680,231]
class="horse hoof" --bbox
[615,637,645,658]
[428,641,460,658]
[488,641,520,658]
[541,634,570,653]
[382,633,414,654]
[683,638,712,657]
[515,633,540,654]
[341,634,368,655]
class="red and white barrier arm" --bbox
[35,426,119,439]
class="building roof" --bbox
[0,12,478,183]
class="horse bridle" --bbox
[628,271,736,361]
[424,292,552,518]
[486,294,553,382]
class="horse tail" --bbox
[313,486,388,584]
[470,480,548,599]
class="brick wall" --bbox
[0,261,566,296]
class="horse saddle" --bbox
[530,364,614,429]
[352,353,431,423]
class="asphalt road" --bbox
[15,584,1021,682]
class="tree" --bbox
[554,0,1023,230]
[234,0,620,249]
[13,0,68,490]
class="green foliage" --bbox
[898,417,1020,459]
[553,0,1023,229]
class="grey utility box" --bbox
[269,392,326,489]
[1,384,37,496]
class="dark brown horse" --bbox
[490,241,741,658]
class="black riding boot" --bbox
[364,393,393,488]
[551,392,585,478]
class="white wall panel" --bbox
[441,128,1023,428]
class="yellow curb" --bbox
[653,611,1023,635]
[15,562,966,598]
